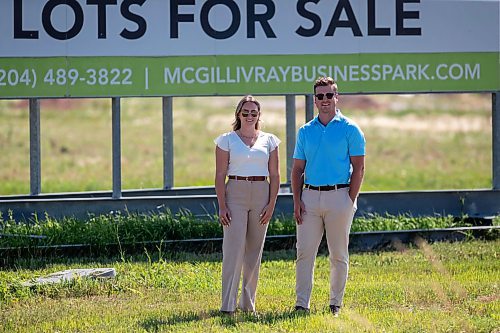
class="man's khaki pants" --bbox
[296,187,356,309]
[221,179,269,312]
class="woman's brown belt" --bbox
[228,175,267,181]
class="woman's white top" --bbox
[214,131,281,176]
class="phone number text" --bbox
[0,68,133,88]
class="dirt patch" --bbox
[341,93,491,112]
[340,95,384,111]
[356,115,489,132]
[476,294,500,303]
[13,99,87,110]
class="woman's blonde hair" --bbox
[232,95,261,131]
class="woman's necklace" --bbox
[238,130,257,139]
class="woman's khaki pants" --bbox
[295,187,356,309]
[221,179,269,312]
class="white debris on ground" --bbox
[22,268,116,287]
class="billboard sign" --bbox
[0,0,499,97]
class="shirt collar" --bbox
[333,109,343,122]
[313,109,343,126]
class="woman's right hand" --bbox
[219,207,232,226]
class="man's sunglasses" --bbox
[241,111,259,117]
[315,93,337,100]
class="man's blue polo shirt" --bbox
[293,110,365,186]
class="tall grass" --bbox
[0,210,479,249]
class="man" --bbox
[292,76,365,316]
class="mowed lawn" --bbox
[1,239,498,332]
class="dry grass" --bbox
[0,93,493,194]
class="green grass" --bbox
[0,93,493,195]
[0,211,478,248]
[0,240,498,332]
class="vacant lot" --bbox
[0,93,492,195]
[0,239,498,332]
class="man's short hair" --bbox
[314,76,337,93]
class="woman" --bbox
[214,95,281,314]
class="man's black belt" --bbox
[304,184,350,191]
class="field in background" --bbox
[0,93,492,195]
[0,240,498,332]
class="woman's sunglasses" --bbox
[315,93,337,100]
[241,111,259,118]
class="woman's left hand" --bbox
[259,203,275,225]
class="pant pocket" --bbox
[346,189,357,211]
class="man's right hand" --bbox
[294,201,306,225]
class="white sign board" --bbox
[0,0,498,97]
